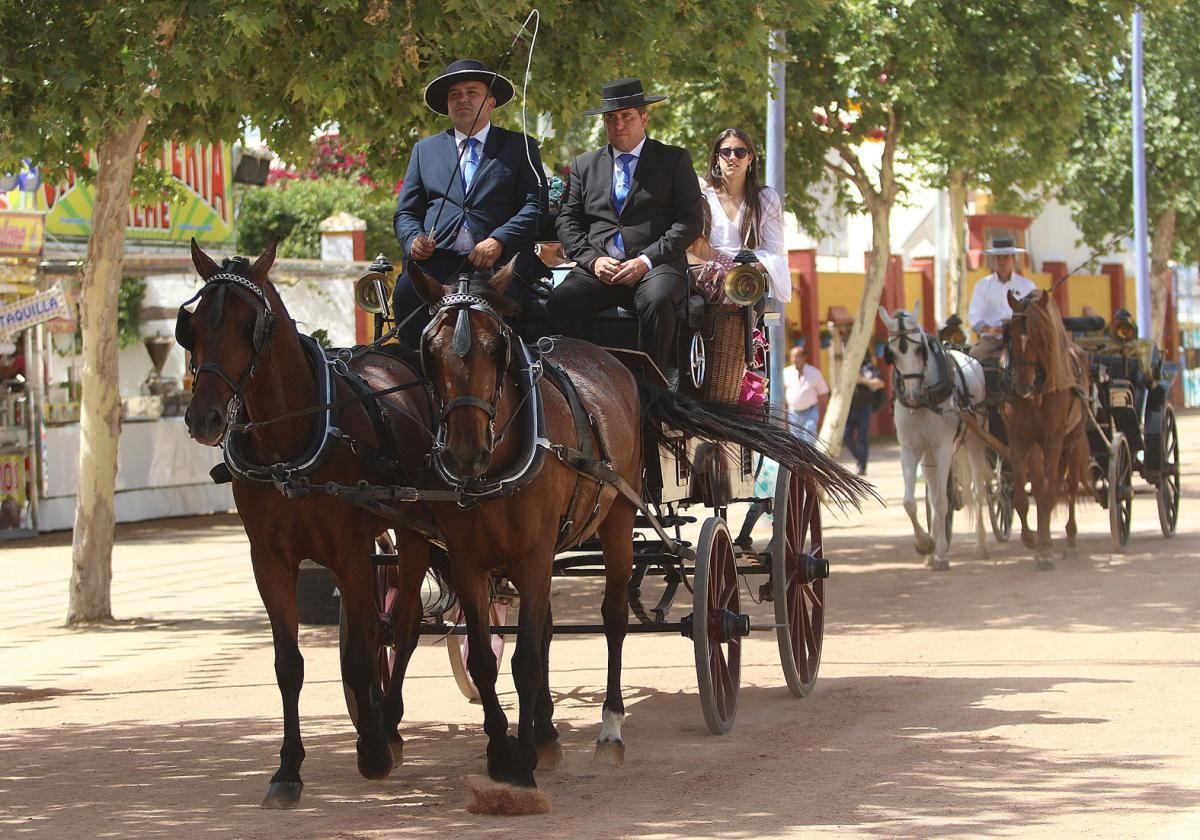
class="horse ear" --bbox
[409,260,447,304]
[878,306,894,330]
[251,240,278,280]
[1007,289,1021,310]
[190,238,220,280]
[488,256,519,296]
[1036,289,1050,308]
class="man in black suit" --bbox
[392,59,548,346]
[549,78,703,374]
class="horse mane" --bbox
[1023,294,1075,392]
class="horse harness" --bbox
[885,315,966,414]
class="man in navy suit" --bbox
[392,59,548,346]
[549,78,703,375]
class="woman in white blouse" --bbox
[688,128,791,303]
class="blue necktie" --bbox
[461,137,479,231]
[612,153,634,257]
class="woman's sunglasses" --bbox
[718,147,750,160]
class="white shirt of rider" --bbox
[968,271,1038,333]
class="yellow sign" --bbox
[0,212,45,256]
[0,453,25,507]
[2,142,235,245]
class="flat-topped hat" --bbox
[423,59,515,116]
[583,77,667,116]
[983,237,1026,256]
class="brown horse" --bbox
[406,262,869,810]
[179,240,435,808]
[1004,289,1092,569]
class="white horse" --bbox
[880,304,991,571]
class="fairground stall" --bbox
[0,147,362,538]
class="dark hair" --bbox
[703,128,765,249]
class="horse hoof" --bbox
[389,735,405,766]
[915,538,935,556]
[924,557,950,571]
[261,781,303,809]
[487,734,521,781]
[536,739,564,771]
[1021,532,1037,549]
[1035,556,1056,571]
[465,774,551,816]
[593,739,625,767]
[357,737,394,780]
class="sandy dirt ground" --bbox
[2,413,1199,839]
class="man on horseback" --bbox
[391,59,550,347]
[967,237,1037,361]
[548,78,703,379]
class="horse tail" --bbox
[636,381,876,509]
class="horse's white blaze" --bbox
[598,708,625,744]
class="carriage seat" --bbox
[1062,315,1106,335]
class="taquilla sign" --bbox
[0,286,72,336]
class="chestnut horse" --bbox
[406,262,869,809]
[179,240,434,808]
[1004,289,1091,569]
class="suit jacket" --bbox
[556,137,703,273]
[393,125,549,281]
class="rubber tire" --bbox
[693,516,741,735]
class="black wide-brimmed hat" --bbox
[423,59,515,115]
[983,237,1027,256]
[582,77,667,116]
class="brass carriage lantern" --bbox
[1111,308,1137,342]
[939,313,966,347]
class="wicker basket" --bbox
[700,304,747,405]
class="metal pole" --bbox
[935,189,948,326]
[766,31,787,413]
[1132,8,1151,338]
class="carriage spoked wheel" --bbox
[772,467,827,699]
[341,532,402,725]
[689,331,707,389]
[988,450,1014,542]
[691,516,744,735]
[1107,432,1134,551]
[923,467,955,547]
[446,600,509,703]
[1156,404,1180,538]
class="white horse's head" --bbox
[879,302,939,407]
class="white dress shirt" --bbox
[700,182,791,303]
[968,271,1038,333]
[604,138,652,270]
[451,123,491,254]
[783,363,829,411]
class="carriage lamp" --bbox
[354,254,396,316]
[1112,308,1137,342]
[827,306,854,341]
[939,314,966,346]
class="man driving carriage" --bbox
[390,59,550,348]
[967,237,1037,361]
[547,77,704,379]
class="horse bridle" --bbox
[420,283,514,459]
[886,314,933,409]
[175,267,277,412]
[1003,313,1045,397]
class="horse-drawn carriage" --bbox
[355,250,837,735]
[178,240,868,807]
[1062,311,1181,548]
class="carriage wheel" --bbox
[692,517,742,735]
[772,467,827,699]
[924,467,955,547]
[341,532,401,725]
[689,331,707,389]
[988,450,1014,542]
[447,601,509,703]
[1108,433,1133,551]
[1156,404,1180,538]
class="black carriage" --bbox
[1063,313,1181,549]
[352,253,829,735]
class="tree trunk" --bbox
[820,199,892,457]
[1148,206,1176,348]
[948,169,969,318]
[67,118,149,625]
